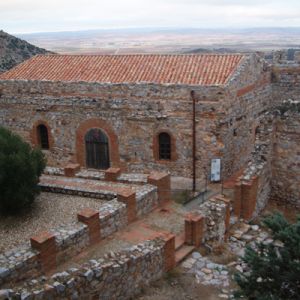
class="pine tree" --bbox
[0,127,46,214]
[234,213,300,299]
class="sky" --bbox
[1,0,300,34]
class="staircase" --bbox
[174,233,195,265]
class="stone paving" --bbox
[182,252,230,288]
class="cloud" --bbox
[1,0,300,33]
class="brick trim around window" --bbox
[31,120,54,150]
[153,130,177,163]
[76,118,121,169]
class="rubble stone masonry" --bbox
[0,54,273,190]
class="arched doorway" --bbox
[85,128,110,169]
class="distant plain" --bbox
[17,27,300,55]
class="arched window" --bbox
[37,124,49,149]
[159,132,171,160]
[85,128,110,169]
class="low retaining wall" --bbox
[0,184,160,287]
[99,200,127,238]
[0,244,41,288]
[0,201,128,287]
[0,239,167,300]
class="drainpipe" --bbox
[191,90,196,192]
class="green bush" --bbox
[234,212,300,299]
[0,127,46,215]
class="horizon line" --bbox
[11,25,300,35]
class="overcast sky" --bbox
[1,0,300,34]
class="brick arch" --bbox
[30,120,54,149]
[153,129,177,162]
[76,119,120,168]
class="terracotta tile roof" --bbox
[0,54,244,85]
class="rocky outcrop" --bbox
[0,30,52,73]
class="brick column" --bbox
[241,176,258,221]
[233,181,242,218]
[162,233,175,271]
[117,190,137,223]
[30,232,57,273]
[184,214,193,245]
[185,213,205,247]
[64,163,80,177]
[147,172,170,203]
[104,167,121,182]
[77,208,101,245]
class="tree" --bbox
[0,127,46,214]
[234,213,300,300]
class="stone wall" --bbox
[238,112,274,218]
[0,244,41,288]
[0,79,224,189]
[271,101,300,206]
[0,55,274,190]
[0,240,165,300]
[219,54,272,178]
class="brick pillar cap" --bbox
[30,231,55,244]
[161,232,175,242]
[65,163,80,169]
[78,208,99,218]
[106,167,121,173]
[148,172,169,180]
[117,188,135,198]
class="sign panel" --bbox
[211,158,221,182]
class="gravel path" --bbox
[0,192,105,253]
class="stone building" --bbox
[0,53,297,198]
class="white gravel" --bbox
[0,192,105,253]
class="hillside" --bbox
[0,30,52,73]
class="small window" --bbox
[37,124,49,149]
[159,132,171,160]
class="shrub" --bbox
[234,212,300,299]
[0,127,46,215]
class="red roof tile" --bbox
[0,54,244,85]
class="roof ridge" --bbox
[33,53,245,57]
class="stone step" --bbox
[175,233,185,251]
[175,245,195,265]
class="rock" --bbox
[202,268,212,274]
[274,240,284,247]
[0,290,11,300]
[263,238,274,245]
[0,268,9,279]
[21,292,32,300]
[242,234,253,241]
[195,260,206,269]
[196,270,205,278]
[240,223,250,234]
[227,261,237,267]
[218,294,229,299]
[53,282,65,293]
[235,265,243,273]
[207,262,218,269]
[251,225,259,231]
[83,269,94,281]
[192,252,202,259]
[233,230,243,239]
[182,258,196,269]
